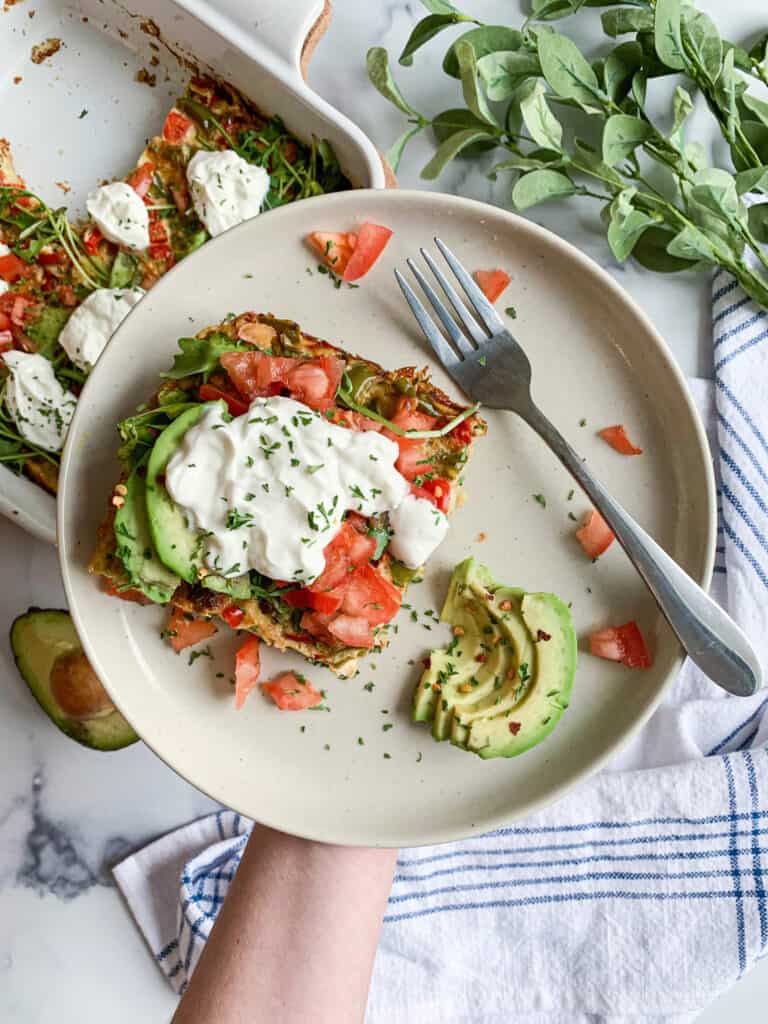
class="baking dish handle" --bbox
[209,0,328,80]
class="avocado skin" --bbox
[10,609,138,751]
[414,558,577,759]
[114,468,180,603]
[145,402,218,583]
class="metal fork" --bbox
[396,237,761,697]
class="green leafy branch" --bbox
[367,0,768,307]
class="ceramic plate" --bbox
[58,190,715,847]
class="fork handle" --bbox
[522,402,761,697]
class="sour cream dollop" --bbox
[165,395,449,585]
[388,493,449,569]
[86,182,150,251]
[3,351,76,451]
[58,287,144,371]
[186,150,270,237]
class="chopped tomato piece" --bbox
[4,294,34,327]
[171,186,189,214]
[166,607,218,653]
[341,563,402,626]
[300,610,335,642]
[449,415,477,447]
[234,635,261,709]
[327,614,375,649]
[57,284,77,307]
[395,440,433,482]
[473,268,510,302]
[575,509,615,559]
[589,621,651,668]
[163,109,195,144]
[0,331,13,351]
[389,396,437,434]
[261,670,323,711]
[148,216,173,262]
[0,252,29,283]
[38,249,67,266]
[82,226,103,255]
[283,588,345,615]
[221,604,245,629]
[598,425,643,456]
[220,350,344,413]
[342,222,393,283]
[309,520,376,594]
[0,311,11,332]
[198,382,249,417]
[103,579,152,605]
[413,476,451,513]
[308,231,357,275]
[127,161,155,199]
[330,407,382,432]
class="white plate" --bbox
[58,189,715,847]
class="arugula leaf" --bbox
[25,306,72,358]
[160,334,248,381]
[109,251,139,290]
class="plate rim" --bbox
[57,188,717,846]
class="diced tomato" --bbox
[82,226,103,255]
[163,109,195,144]
[473,268,510,302]
[309,519,376,594]
[198,382,249,418]
[283,587,345,615]
[57,284,77,307]
[389,397,437,434]
[341,563,402,626]
[0,331,13,352]
[260,670,323,711]
[598,425,643,456]
[148,216,173,262]
[342,222,393,283]
[308,231,357,275]
[449,415,476,447]
[222,604,245,629]
[589,621,652,668]
[171,186,189,214]
[575,509,615,559]
[38,249,67,266]
[300,610,335,642]
[0,252,29,283]
[234,635,261,709]
[330,407,382,432]
[220,350,345,413]
[8,294,33,327]
[394,440,433,482]
[413,476,451,513]
[127,161,155,199]
[166,607,218,653]
[103,579,152,605]
[328,614,375,649]
[0,311,11,332]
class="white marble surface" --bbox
[1,0,767,1021]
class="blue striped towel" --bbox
[113,259,768,1022]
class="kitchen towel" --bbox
[113,259,768,1022]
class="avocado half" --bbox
[414,558,577,759]
[10,609,138,751]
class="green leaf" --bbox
[512,169,578,210]
[748,203,768,244]
[160,334,247,381]
[443,26,524,78]
[606,188,658,262]
[537,27,603,112]
[420,0,461,13]
[602,114,651,166]
[604,41,643,102]
[109,250,139,289]
[386,126,422,173]
[749,32,768,71]
[489,149,564,176]
[690,168,739,218]
[670,85,693,145]
[455,39,499,126]
[432,109,498,157]
[666,225,716,263]
[367,47,421,117]
[632,70,647,109]
[572,137,624,185]
[476,50,541,101]
[633,226,698,272]
[654,0,685,71]
[399,13,471,67]
[601,7,654,38]
[742,122,768,165]
[742,92,768,128]
[532,0,577,20]
[25,306,72,358]
[421,129,495,179]
[680,8,722,81]
[715,49,738,145]
[519,80,563,151]
[735,167,768,195]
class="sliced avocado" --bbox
[10,609,138,751]
[114,468,180,603]
[414,558,576,759]
[202,573,252,600]
[145,401,224,583]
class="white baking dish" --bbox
[0,0,386,545]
